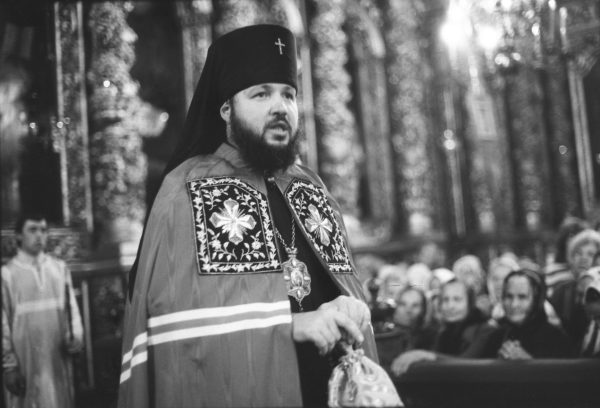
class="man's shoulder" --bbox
[150,154,235,217]
[166,154,231,182]
[291,163,325,186]
[158,155,233,196]
[43,253,66,268]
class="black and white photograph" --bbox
[1,0,600,407]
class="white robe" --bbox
[2,250,83,408]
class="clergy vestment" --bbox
[118,144,377,407]
[2,250,83,408]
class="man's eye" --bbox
[254,92,267,98]
[284,92,296,100]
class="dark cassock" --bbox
[118,24,377,408]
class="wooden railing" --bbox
[395,358,600,408]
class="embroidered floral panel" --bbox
[285,179,353,274]
[187,177,280,274]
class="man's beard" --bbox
[229,109,299,174]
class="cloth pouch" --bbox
[328,346,403,407]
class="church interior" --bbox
[1,0,600,406]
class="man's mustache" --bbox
[265,117,291,132]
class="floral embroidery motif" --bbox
[286,179,353,274]
[304,204,333,246]
[187,177,279,274]
[209,199,256,245]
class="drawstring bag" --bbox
[328,345,403,407]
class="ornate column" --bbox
[503,68,548,231]
[545,54,581,220]
[346,1,395,233]
[87,3,146,247]
[560,0,600,219]
[310,0,362,217]
[54,2,93,231]
[380,0,436,234]
[176,1,213,109]
[463,70,503,234]
[214,0,265,37]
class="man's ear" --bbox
[220,100,231,123]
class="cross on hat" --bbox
[274,37,285,55]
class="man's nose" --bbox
[269,96,287,115]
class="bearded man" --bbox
[118,24,377,408]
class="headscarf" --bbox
[499,269,547,333]
[393,286,428,330]
[434,279,487,355]
[500,269,577,358]
[432,268,455,286]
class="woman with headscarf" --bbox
[496,269,575,359]
[550,229,600,343]
[376,286,434,374]
[390,279,501,375]
[544,216,589,296]
[431,279,497,357]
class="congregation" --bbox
[359,216,600,376]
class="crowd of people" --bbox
[360,217,600,376]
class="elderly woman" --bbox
[550,229,600,343]
[495,269,575,359]
[376,287,435,374]
[487,255,521,320]
[390,279,500,375]
[544,217,589,296]
[489,255,562,327]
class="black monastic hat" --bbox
[164,24,298,175]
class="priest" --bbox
[118,24,377,408]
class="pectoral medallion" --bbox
[281,248,311,306]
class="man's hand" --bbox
[4,369,26,396]
[391,350,436,376]
[292,307,364,355]
[318,295,371,333]
[498,340,532,360]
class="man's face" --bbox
[18,219,48,256]
[222,83,299,172]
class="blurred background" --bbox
[1,0,599,406]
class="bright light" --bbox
[499,0,513,11]
[440,0,472,50]
[477,25,502,51]
[444,138,457,151]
